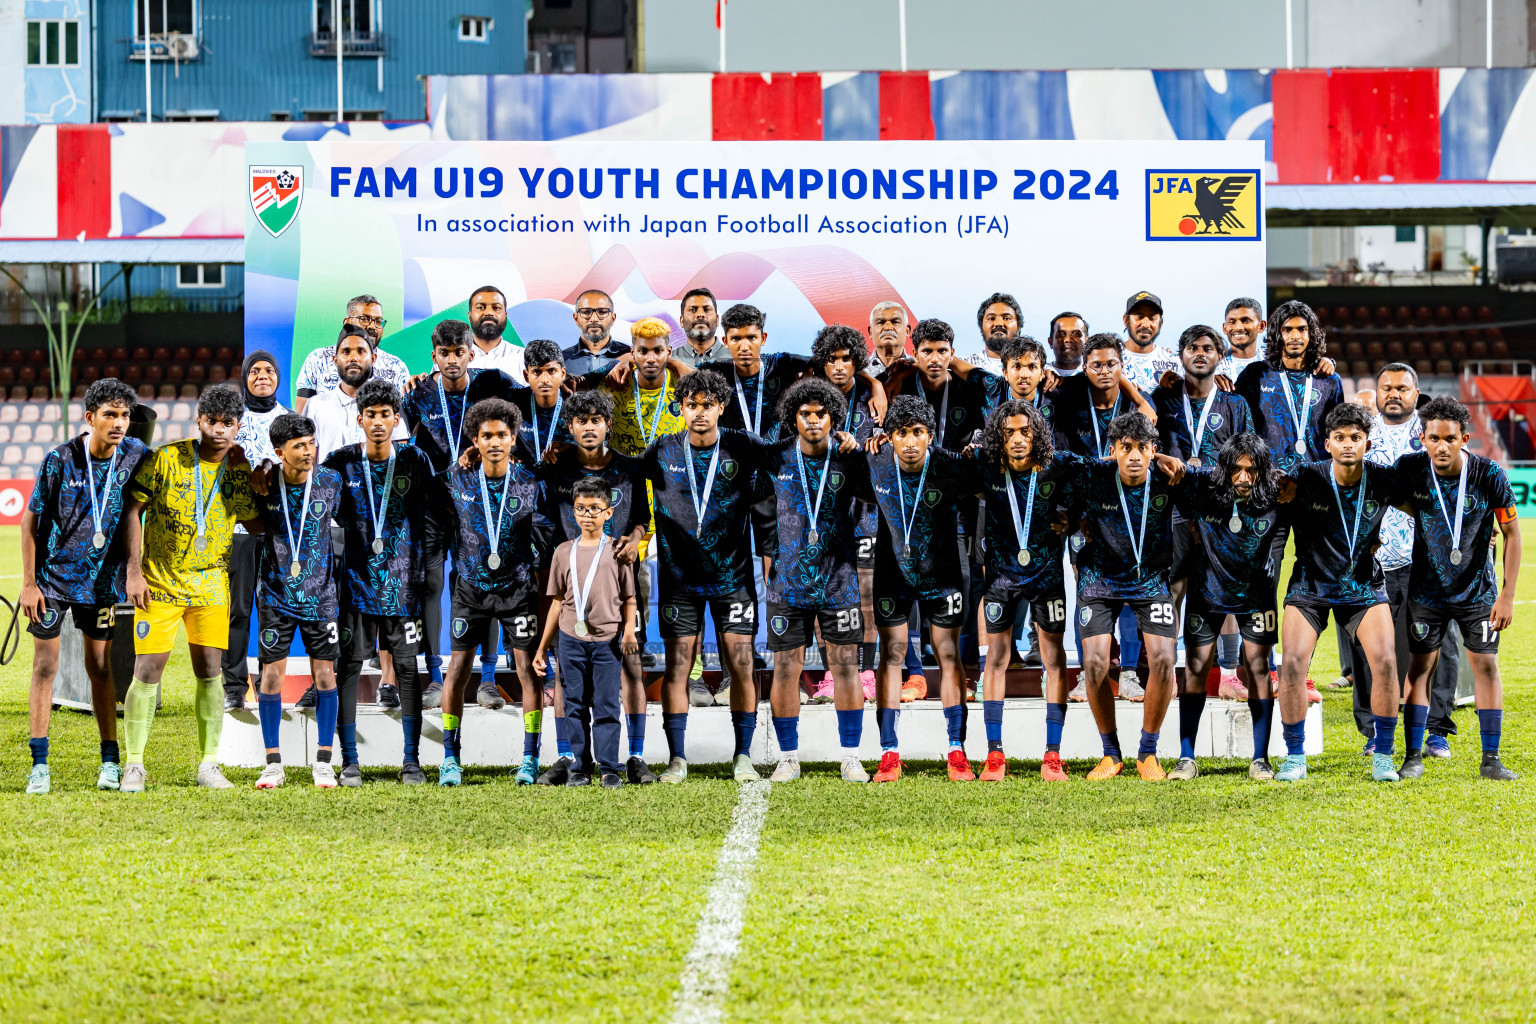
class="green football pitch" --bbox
[2,523,1534,1023]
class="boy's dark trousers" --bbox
[557,630,623,775]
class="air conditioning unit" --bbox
[167,33,199,60]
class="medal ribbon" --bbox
[535,393,564,456]
[683,440,722,538]
[894,452,931,557]
[1004,465,1037,565]
[570,536,608,630]
[795,444,832,543]
[1429,456,1468,559]
[436,381,466,461]
[1279,371,1314,454]
[279,474,313,572]
[735,366,764,435]
[635,375,668,447]
[1116,474,1151,573]
[191,440,227,547]
[1329,464,1369,569]
[82,444,120,546]
[1088,394,1122,458]
[364,453,396,551]
[479,467,512,563]
[1182,388,1215,462]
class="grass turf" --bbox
[2,523,1534,1022]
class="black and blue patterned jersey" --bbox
[443,462,548,592]
[1180,467,1283,610]
[866,446,980,597]
[27,435,150,604]
[401,368,520,475]
[968,448,1089,594]
[1048,373,1132,459]
[536,448,651,548]
[1394,451,1515,609]
[761,438,875,608]
[886,371,988,452]
[700,352,812,439]
[323,444,438,617]
[1283,460,1405,606]
[1234,363,1344,475]
[828,379,882,540]
[1150,386,1254,465]
[255,467,343,621]
[643,428,773,598]
[1066,461,1181,601]
[514,392,574,464]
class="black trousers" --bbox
[557,631,623,775]
[221,532,261,699]
[1350,565,1460,738]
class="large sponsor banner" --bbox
[1505,467,1536,518]
[244,139,1264,402]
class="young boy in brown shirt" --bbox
[535,477,640,788]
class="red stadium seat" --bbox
[1406,339,1426,360]
[110,346,129,362]
[1365,340,1385,359]
[1414,305,1433,323]
[1333,306,1352,324]
[27,348,47,364]
[123,366,144,385]
[157,384,177,399]
[1354,306,1372,325]
[1455,305,1474,323]
[1435,358,1455,374]
[209,366,227,382]
[1373,306,1392,325]
[1394,306,1412,324]
[1469,340,1489,359]
[165,364,185,384]
[17,366,36,385]
[1448,340,1468,360]
[1428,340,1448,360]
[130,347,150,363]
[1385,340,1406,360]
[1434,306,1453,323]
[152,346,171,363]
[1350,359,1372,377]
[1476,305,1493,321]
[30,385,48,400]
[174,347,192,362]
[1413,358,1432,377]
[179,384,199,399]
[1491,339,1509,357]
[186,364,206,384]
[194,346,213,363]
[213,346,234,363]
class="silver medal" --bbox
[903,544,914,561]
[1188,457,1201,467]
[1228,516,1242,533]
[290,561,302,578]
[1294,439,1306,454]
[487,553,502,570]
[1450,549,1462,566]
[193,536,208,553]
[575,621,590,638]
[92,530,106,549]
[1017,549,1030,567]
[372,537,385,554]
[808,529,819,547]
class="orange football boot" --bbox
[872,750,903,783]
[1136,754,1166,781]
[1040,752,1069,781]
[979,750,1007,781]
[947,748,976,781]
[1086,755,1123,780]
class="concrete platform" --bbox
[216,699,1323,768]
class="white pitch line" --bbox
[671,780,772,1024]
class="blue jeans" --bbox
[557,631,623,775]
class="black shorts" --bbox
[854,534,877,571]
[1185,593,1278,647]
[1284,600,1381,641]
[873,585,966,630]
[450,577,540,652]
[766,602,862,651]
[1409,600,1499,654]
[1170,517,1197,581]
[657,585,758,640]
[1078,596,1178,639]
[339,610,423,663]
[257,605,340,663]
[980,576,1068,636]
[28,599,116,641]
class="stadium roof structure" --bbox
[0,238,244,265]
[1265,183,1536,229]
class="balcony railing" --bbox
[309,30,386,57]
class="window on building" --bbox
[545,0,573,8]
[302,109,384,121]
[134,0,197,36]
[271,111,292,122]
[315,0,375,35]
[178,264,224,289]
[1395,225,1417,244]
[459,16,492,41]
[548,41,578,73]
[26,20,80,66]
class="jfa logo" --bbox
[249,165,304,238]
[1145,170,1261,241]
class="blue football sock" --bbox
[1101,731,1122,759]
[836,708,863,749]
[522,724,539,758]
[1282,719,1306,756]
[772,715,800,753]
[257,691,283,750]
[1138,729,1159,758]
[441,713,460,760]
[943,704,965,749]
[878,707,900,751]
[1045,703,1066,752]
[1216,631,1241,671]
[401,717,420,764]
[314,687,338,750]
[1477,708,1503,754]
[903,632,922,677]
[626,713,646,758]
[338,722,359,766]
[427,654,443,684]
[731,710,756,758]
[1248,698,1275,759]
[1373,714,1398,757]
[1404,703,1428,754]
[556,715,573,758]
[100,740,119,765]
[662,712,688,760]
[1178,692,1206,759]
[28,737,48,766]
[983,700,1004,751]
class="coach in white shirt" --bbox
[306,326,410,462]
[1047,311,1088,376]
[466,284,526,379]
[294,294,411,412]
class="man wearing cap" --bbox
[1121,292,1181,394]
[293,295,412,412]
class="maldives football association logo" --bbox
[249,165,304,238]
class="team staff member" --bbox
[294,294,411,411]
[1394,397,1520,781]
[963,292,1024,375]
[1120,292,1181,393]
[224,350,290,711]
[563,288,631,377]
[672,287,729,368]
[20,379,150,794]
[1219,298,1268,379]
[1048,312,1089,376]
[467,285,527,379]
[867,300,913,374]
[122,384,261,793]
[306,327,410,462]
